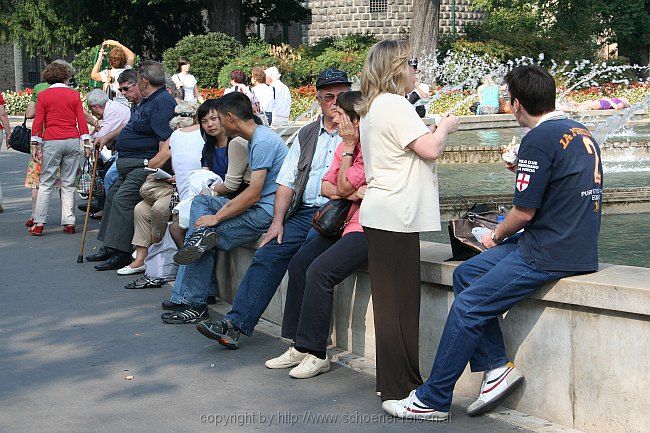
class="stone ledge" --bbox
[418,242,650,316]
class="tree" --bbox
[466,0,650,64]
[204,0,309,42]
[4,0,207,59]
[410,0,441,58]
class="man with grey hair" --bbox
[86,89,131,150]
[88,61,177,270]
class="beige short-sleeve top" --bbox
[359,93,441,233]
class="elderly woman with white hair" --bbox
[119,102,202,279]
[264,66,291,126]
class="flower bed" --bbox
[2,89,33,115]
[4,82,646,118]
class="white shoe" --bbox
[467,362,524,417]
[382,390,449,421]
[289,354,330,379]
[117,264,146,275]
[265,346,307,369]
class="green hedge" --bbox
[162,33,242,87]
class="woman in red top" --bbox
[263,91,369,379]
[29,62,90,236]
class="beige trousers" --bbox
[132,196,172,248]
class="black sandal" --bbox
[124,276,164,290]
[89,212,103,220]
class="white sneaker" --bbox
[288,354,330,379]
[382,390,448,421]
[265,346,307,369]
[467,362,524,417]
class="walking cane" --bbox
[77,144,100,263]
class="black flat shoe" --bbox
[207,295,217,305]
[78,201,101,214]
[94,254,131,271]
[89,212,102,220]
[86,247,113,262]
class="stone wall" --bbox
[214,241,650,433]
[0,43,16,92]
[305,0,484,43]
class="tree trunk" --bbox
[409,0,441,59]
[207,0,243,41]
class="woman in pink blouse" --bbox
[264,91,367,379]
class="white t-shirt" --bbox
[224,83,256,106]
[100,65,131,105]
[251,83,274,113]
[270,80,291,124]
[359,93,440,232]
[169,128,204,200]
[172,73,198,103]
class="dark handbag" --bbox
[311,199,353,238]
[9,117,31,154]
[448,203,502,260]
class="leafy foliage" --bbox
[71,45,141,90]
[217,37,277,87]
[465,0,650,63]
[162,33,242,87]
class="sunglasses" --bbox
[317,93,339,103]
[408,58,418,70]
[118,83,135,92]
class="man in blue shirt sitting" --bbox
[195,68,353,348]
[160,92,288,323]
[88,61,177,270]
[382,65,603,421]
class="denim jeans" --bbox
[103,154,119,195]
[225,205,318,336]
[415,235,578,411]
[171,195,273,308]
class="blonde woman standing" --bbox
[357,39,459,401]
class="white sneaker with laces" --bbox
[288,354,330,379]
[265,346,307,369]
[382,390,448,421]
[467,362,524,417]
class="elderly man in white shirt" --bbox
[86,89,131,161]
[83,89,132,216]
[264,66,292,126]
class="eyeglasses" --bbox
[119,83,135,92]
[408,58,418,70]
[317,93,338,103]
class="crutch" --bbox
[77,144,100,263]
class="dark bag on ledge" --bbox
[448,202,502,261]
[311,199,353,238]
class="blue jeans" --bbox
[415,235,578,411]
[225,205,318,336]
[170,195,273,308]
[103,154,119,195]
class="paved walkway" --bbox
[0,148,531,433]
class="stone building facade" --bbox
[304,0,483,43]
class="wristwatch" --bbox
[143,159,148,167]
[491,229,499,243]
[342,152,354,158]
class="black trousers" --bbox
[364,227,423,401]
[281,232,368,353]
[97,158,148,254]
